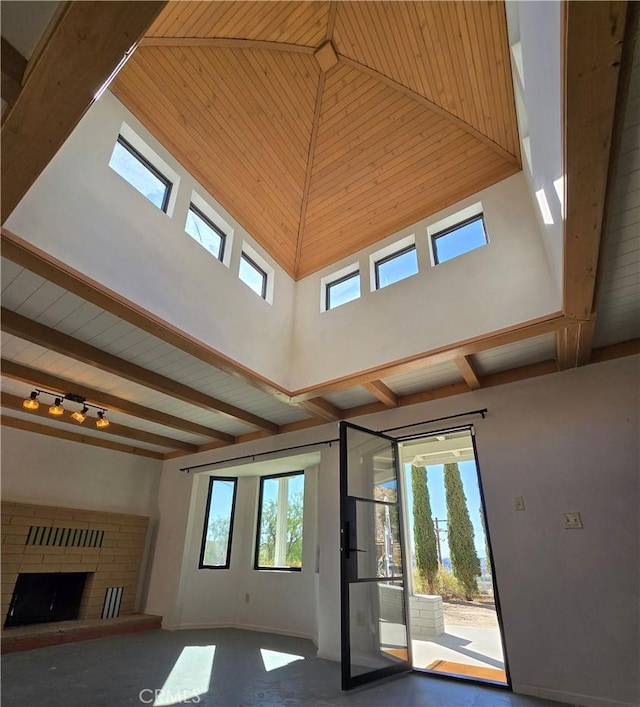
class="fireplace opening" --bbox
[5,572,89,628]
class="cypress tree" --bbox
[444,463,480,599]
[410,464,438,594]
[480,506,492,577]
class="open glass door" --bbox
[339,421,412,690]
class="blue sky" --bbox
[403,460,486,559]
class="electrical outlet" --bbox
[244,593,250,603]
[563,512,583,529]
[356,610,365,626]
[514,495,525,511]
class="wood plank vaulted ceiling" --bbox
[111,0,521,279]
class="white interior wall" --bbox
[291,172,561,387]
[6,91,560,391]
[5,91,297,387]
[510,0,564,291]
[151,357,639,707]
[166,468,319,642]
[0,425,161,516]
[0,427,163,611]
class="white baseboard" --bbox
[160,620,314,643]
[316,649,340,663]
[514,682,638,707]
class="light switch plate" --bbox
[514,496,525,511]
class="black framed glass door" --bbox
[339,421,412,690]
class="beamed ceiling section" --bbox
[111,0,520,279]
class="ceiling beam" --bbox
[2,308,279,434]
[290,312,567,402]
[455,356,482,390]
[1,358,233,444]
[1,1,167,222]
[363,380,398,408]
[1,38,27,115]
[563,1,627,320]
[0,415,164,460]
[0,391,196,453]
[296,397,342,422]
[1,228,290,403]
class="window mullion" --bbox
[274,477,289,566]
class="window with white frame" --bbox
[199,477,238,569]
[255,471,304,570]
[325,270,360,310]
[372,239,418,290]
[428,204,488,264]
[185,203,226,261]
[108,134,172,212]
[239,252,268,299]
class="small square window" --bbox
[326,271,360,310]
[239,252,268,299]
[185,204,226,261]
[431,215,488,264]
[375,245,418,289]
[109,135,172,211]
[199,477,238,569]
[255,471,304,571]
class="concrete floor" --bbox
[1,628,567,707]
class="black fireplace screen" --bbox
[5,572,89,628]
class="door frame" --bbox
[339,420,413,690]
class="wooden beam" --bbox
[0,415,164,460]
[576,318,597,367]
[1,38,27,114]
[1,228,290,402]
[1,1,167,221]
[2,308,279,434]
[455,356,482,390]
[296,397,342,422]
[563,1,627,319]
[290,312,567,402]
[363,380,398,407]
[591,337,640,363]
[1,358,233,444]
[1,391,196,453]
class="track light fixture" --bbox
[49,398,65,416]
[22,391,40,410]
[21,389,110,430]
[70,405,89,424]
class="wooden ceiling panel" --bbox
[111,1,520,278]
[333,1,519,156]
[297,64,517,275]
[113,47,320,275]
[148,1,331,47]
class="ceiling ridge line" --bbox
[138,37,316,54]
[294,70,326,277]
[339,55,519,166]
[325,3,338,42]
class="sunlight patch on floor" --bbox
[260,648,305,672]
[154,645,216,706]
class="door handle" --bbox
[343,521,367,559]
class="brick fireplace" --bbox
[1,501,150,627]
